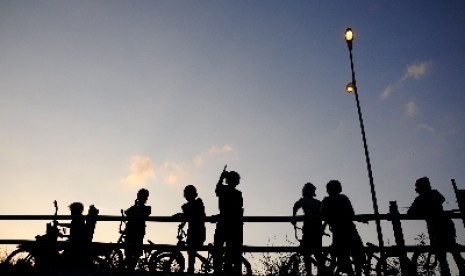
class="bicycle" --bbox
[5,201,62,271]
[100,209,157,271]
[149,222,253,275]
[280,225,342,276]
[5,201,109,271]
[365,237,439,276]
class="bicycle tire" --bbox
[149,251,185,273]
[5,249,36,270]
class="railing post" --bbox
[389,201,411,274]
[451,179,465,229]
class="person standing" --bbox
[174,185,206,274]
[292,182,323,274]
[320,180,365,276]
[65,202,88,270]
[214,167,244,276]
[123,188,151,271]
[407,177,465,276]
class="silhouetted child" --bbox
[292,182,323,274]
[407,177,465,276]
[60,202,88,269]
[174,185,206,274]
[85,205,99,243]
[124,188,151,271]
[320,180,365,276]
[214,169,243,276]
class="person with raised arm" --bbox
[213,166,244,276]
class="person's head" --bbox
[226,171,241,187]
[137,188,149,204]
[326,180,342,196]
[302,182,316,198]
[87,205,99,216]
[415,177,431,195]
[69,202,84,215]
[184,185,198,202]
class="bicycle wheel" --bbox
[5,249,36,270]
[413,251,440,276]
[149,251,185,273]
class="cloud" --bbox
[380,84,395,99]
[401,61,433,82]
[417,123,435,133]
[122,144,237,187]
[380,61,433,99]
[122,155,156,187]
[193,144,237,167]
[405,100,419,117]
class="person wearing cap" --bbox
[214,169,243,275]
[292,182,323,274]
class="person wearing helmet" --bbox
[214,168,243,275]
[292,182,323,274]
[320,180,364,276]
[408,177,465,276]
[123,188,151,271]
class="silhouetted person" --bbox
[60,202,88,270]
[292,182,323,274]
[85,204,99,243]
[123,188,151,271]
[214,168,244,276]
[174,185,206,274]
[407,177,465,276]
[320,180,365,276]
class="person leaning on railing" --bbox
[407,177,465,276]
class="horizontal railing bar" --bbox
[1,240,464,253]
[0,212,462,222]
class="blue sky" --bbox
[1,0,464,269]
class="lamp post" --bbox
[344,28,384,249]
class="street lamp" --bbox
[344,28,384,249]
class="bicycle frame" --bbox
[6,201,68,270]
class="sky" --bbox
[1,0,465,271]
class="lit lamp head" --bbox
[346,82,356,94]
[345,28,354,50]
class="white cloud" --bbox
[193,144,237,167]
[122,144,237,187]
[417,123,435,133]
[401,61,433,82]
[405,100,419,117]
[122,155,156,188]
[380,61,433,99]
[380,84,395,99]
